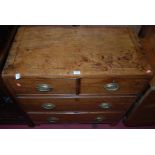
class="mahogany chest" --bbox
[2,26,153,125]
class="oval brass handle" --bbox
[42,103,56,110]
[36,84,52,92]
[95,116,105,122]
[99,103,112,109]
[104,82,119,91]
[47,117,59,123]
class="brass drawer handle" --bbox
[95,116,105,122]
[104,82,119,91]
[42,103,56,110]
[99,103,112,109]
[36,84,52,92]
[47,117,59,123]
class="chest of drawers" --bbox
[2,26,153,125]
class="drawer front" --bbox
[17,97,78,112]
[77,96,136,111]
[81,78,148,95]
[28,112,123,124]
[16,96,136,112]
[6,78,76,95]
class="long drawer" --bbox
[28,111,123,124]
[16,96,136,112]
[4,78,76,95]
[80,78,148,95]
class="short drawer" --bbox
[16,96,136,112]
[28,111,123,124]
[5,78,76,95]
[80,78,148,95]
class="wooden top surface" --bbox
[2,26,153,78]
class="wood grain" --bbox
[2,26,152,78]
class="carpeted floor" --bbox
[0,121,155,129]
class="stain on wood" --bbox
[2,26,152,78]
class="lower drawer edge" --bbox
[28,111,124,124]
